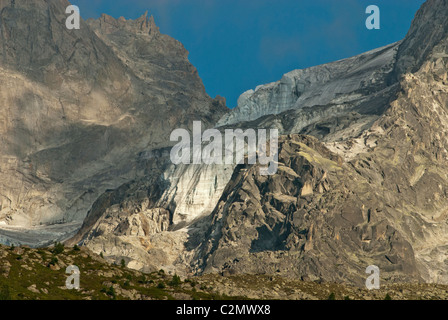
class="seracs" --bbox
[170,121,278,175]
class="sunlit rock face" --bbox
[156,163,235,226]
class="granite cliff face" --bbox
[0,0,227,245]
[72,40,401,277]
[204,0,448,284]
[69,0,448,286]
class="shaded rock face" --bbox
[72,0,448,286]
[0,0,227,245]
[68,151,237,273]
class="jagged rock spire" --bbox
[96,11,159,36]
[393,0,448,78]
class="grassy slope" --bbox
[1,244,448,300]
[0,244,243,300]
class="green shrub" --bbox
[52,242,64,255]
[104,286,116,300]
[48,257,58,266]
[328,292,336,300]
[107,287,116,299]
[0,285,11,300]
[120,259,126,268]
[138,275,147,284]
[187,280,197,288]
[157,282,166,289]
[169,274,182,287]
[385,294,392,300]
[73,245,80,251]
[100,252,104,258]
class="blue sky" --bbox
[71,0,426,108]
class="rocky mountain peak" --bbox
[93,11,159,36]
[393,0,448,79]
[0,0,128,93]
